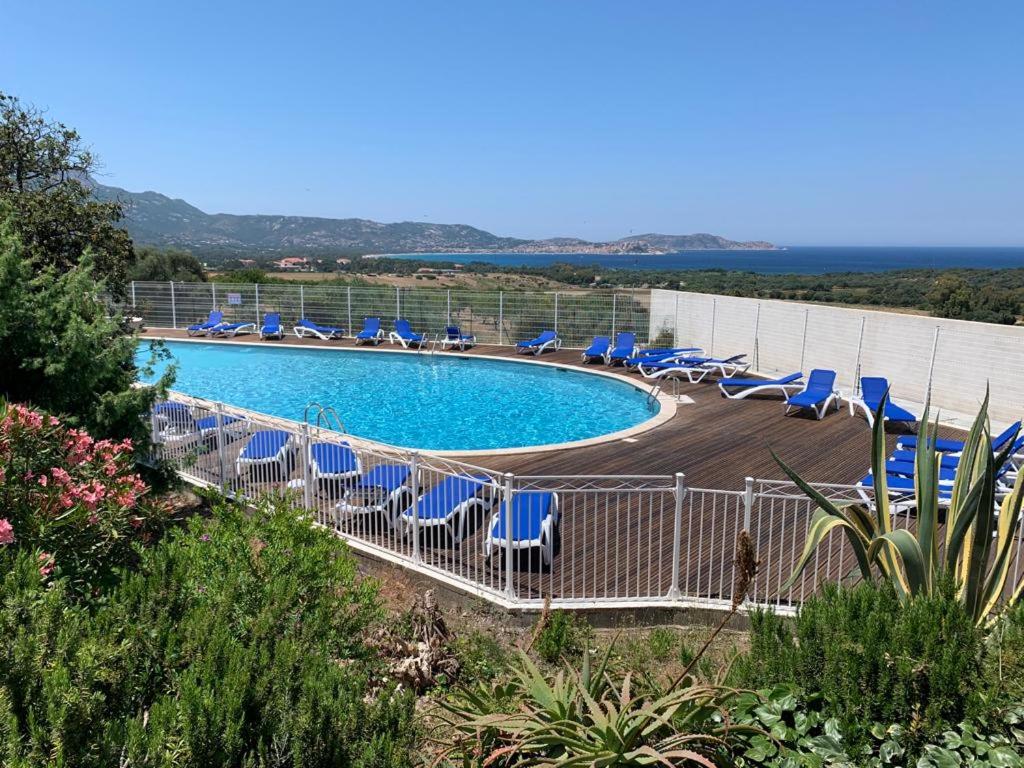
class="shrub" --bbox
[0,400,169,592]
[0,221,173,443]
[533,610,592,663]
[437,646,752,766]
[0,498,416,768]
[732,581,984,748]
[985,602,1024,704]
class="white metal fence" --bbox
[150,393,1024,614]
[650,289,1024,426]
[130,281,651,350]
[130,281,1024,426]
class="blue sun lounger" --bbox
[152,402,244,443]
[235,430,293,476]
[335,464,413,528]
[210,320,256,337]
[440,325,476,350]
[784,369,839,419]
[187,310,223,336]
[308,442,360,483]
[606,332,638,365]
[484,491,560,567]
[400,474,495,543]
[582,336,611,363]
[516,330,561,356]
[847,377,916,427]
[623,348,704,370]
[856,472,955,512]
[897,420,1022,455]
[389,318,426,348]
[718,372,804,400]
[259,313,283,340]
[355,317,384,345]
[640,354,749,383]
[294,318,345,340]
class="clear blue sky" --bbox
[4,1,1023,246]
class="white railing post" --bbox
[667,472,686,599]
[130,280,137,309]
[743,476,754,531]
[446,290,451,326]
[553,292,559,334]
[853,316,866,394]
[211,282,217,310]
[673,293,680,346]
[710,297,717,356]
[301,423,312,511]
[169,281,177,329]
[498,291,504,345]
[396,286,401,320]
[503,472,516,601]
[752,302,761,371]
[798,308,810,372]
[347,287,353,335]
[215,403,228,492]
[611,293,617,338]
[410,451,421,563]
[925,326,940,403]
[300,285,305,320]
[254,283,261,324]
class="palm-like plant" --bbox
[775,390,1024,625]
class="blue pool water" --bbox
[140,340,657,451]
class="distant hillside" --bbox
[92,182,775,256]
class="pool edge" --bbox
[141,334,677,458]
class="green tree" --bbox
[129,245,207,282]
[0,216,171,442]
[0,92,134,292]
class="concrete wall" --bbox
[650,289,1024,427]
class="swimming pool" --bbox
[140,340,659,452]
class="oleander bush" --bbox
[0,499,416,768]
[0,399,170,593]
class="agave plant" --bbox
[775,389,1024,625]
[434,643,756,767]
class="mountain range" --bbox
[91,182,776,256]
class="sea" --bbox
[383,246,1024,274]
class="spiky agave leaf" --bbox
[771,449,874,590]
[979,467,1024,621]
[866,529,927,596]
[913,405,942,590]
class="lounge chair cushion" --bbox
[406,475,489,521]
[239,430,291,460]
[354,464,410,493]
[490,492,554,541]
[310,442,359,476]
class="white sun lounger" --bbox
[718,372,805,400]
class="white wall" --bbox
[650,289,1024,426]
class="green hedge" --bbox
[0,500,416,767]
[732,581,984,747]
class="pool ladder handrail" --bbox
[303,402,346,433]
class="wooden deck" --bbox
[144,329,972,606]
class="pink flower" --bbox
[38,552,54,577]
[37,474,48,487]
[51,467,71,486]
[0,519,14,545]
[87,513,100,525]
[49,416,60,426]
